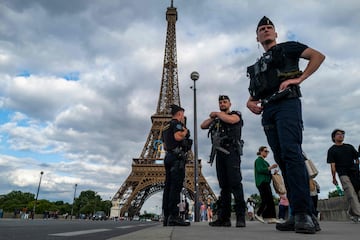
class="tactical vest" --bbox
[211,111,243,146]
[247,43,302,100]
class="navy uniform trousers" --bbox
[215,148,246,220]
[162,152,186,219]
[262,98,313,215]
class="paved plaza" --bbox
[111,220,359,240]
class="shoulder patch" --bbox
[176,123,183,130]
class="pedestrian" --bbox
[178,200,186,220]
[309,178,320,218]
[201,95,246,227]
[278,194,289,220]
[327,129,360,222]
[246,198,255,221]
[254,146,280,224]
[162,104,192,226]
[207,198,214,222]
[246,16,325,234]
[200,201,207,221]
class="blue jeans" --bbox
[262,98,312,215]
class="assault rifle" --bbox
[208,119,230,166]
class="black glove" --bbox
[185,129,191,138]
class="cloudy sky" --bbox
[1,0,360,214]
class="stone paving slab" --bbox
[110,220,359,240]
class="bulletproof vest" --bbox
[213,111,243,145]
[247,44,300,100]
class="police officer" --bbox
[246,16,325,234]
[162,104,191,226]
[201,95,246,227]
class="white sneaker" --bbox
[254,214,265,223]
[266,218,281,224]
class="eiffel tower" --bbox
[110,1,216,218]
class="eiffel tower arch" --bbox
[110,1,216,219]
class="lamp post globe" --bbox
[190,71,199,81]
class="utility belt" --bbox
[221,139,244,155]
[168,146,187,159]
[221,139,237,148]
[261,85,301,106]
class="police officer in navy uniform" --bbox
[201,95,246,228]
[162,104,191,226]
[246,16,325,234]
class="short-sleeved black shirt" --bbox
[327,143,358,176]
[162,119,184,151]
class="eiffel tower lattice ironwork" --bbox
[110,1,216,218]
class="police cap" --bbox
[257,16,274,31]
[219,95,230,101]
[170,104,184,115]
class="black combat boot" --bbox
[236,215,246,227]
[311,214,321,231]
[167,215,190,226]
[163,215,168,227]
[209,218,231,227]
[294,213,316,234]
[276,215,295,231]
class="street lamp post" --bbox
[71,184,78,219]
[33,171,44,219]
[190,71,200,222]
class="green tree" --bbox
[0,190,110,218]
[100,200,112,216]
[54,201,71,215]
[74,190,102,217]
[0,191,35,212]
[328,189,341,198]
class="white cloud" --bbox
[0,0,359,210]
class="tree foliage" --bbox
[0,191,34,212]
[0,190,111,217]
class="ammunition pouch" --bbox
[247,62,268,100]
[170,146,187,159]
[237,140,244,156]
[169,138,192,159]
[181,138,193,152]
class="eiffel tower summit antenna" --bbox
[110,1,216,219]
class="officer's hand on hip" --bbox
[247,99,263,115]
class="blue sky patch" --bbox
[63,72,80,81]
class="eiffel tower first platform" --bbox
[110,1,216,219]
